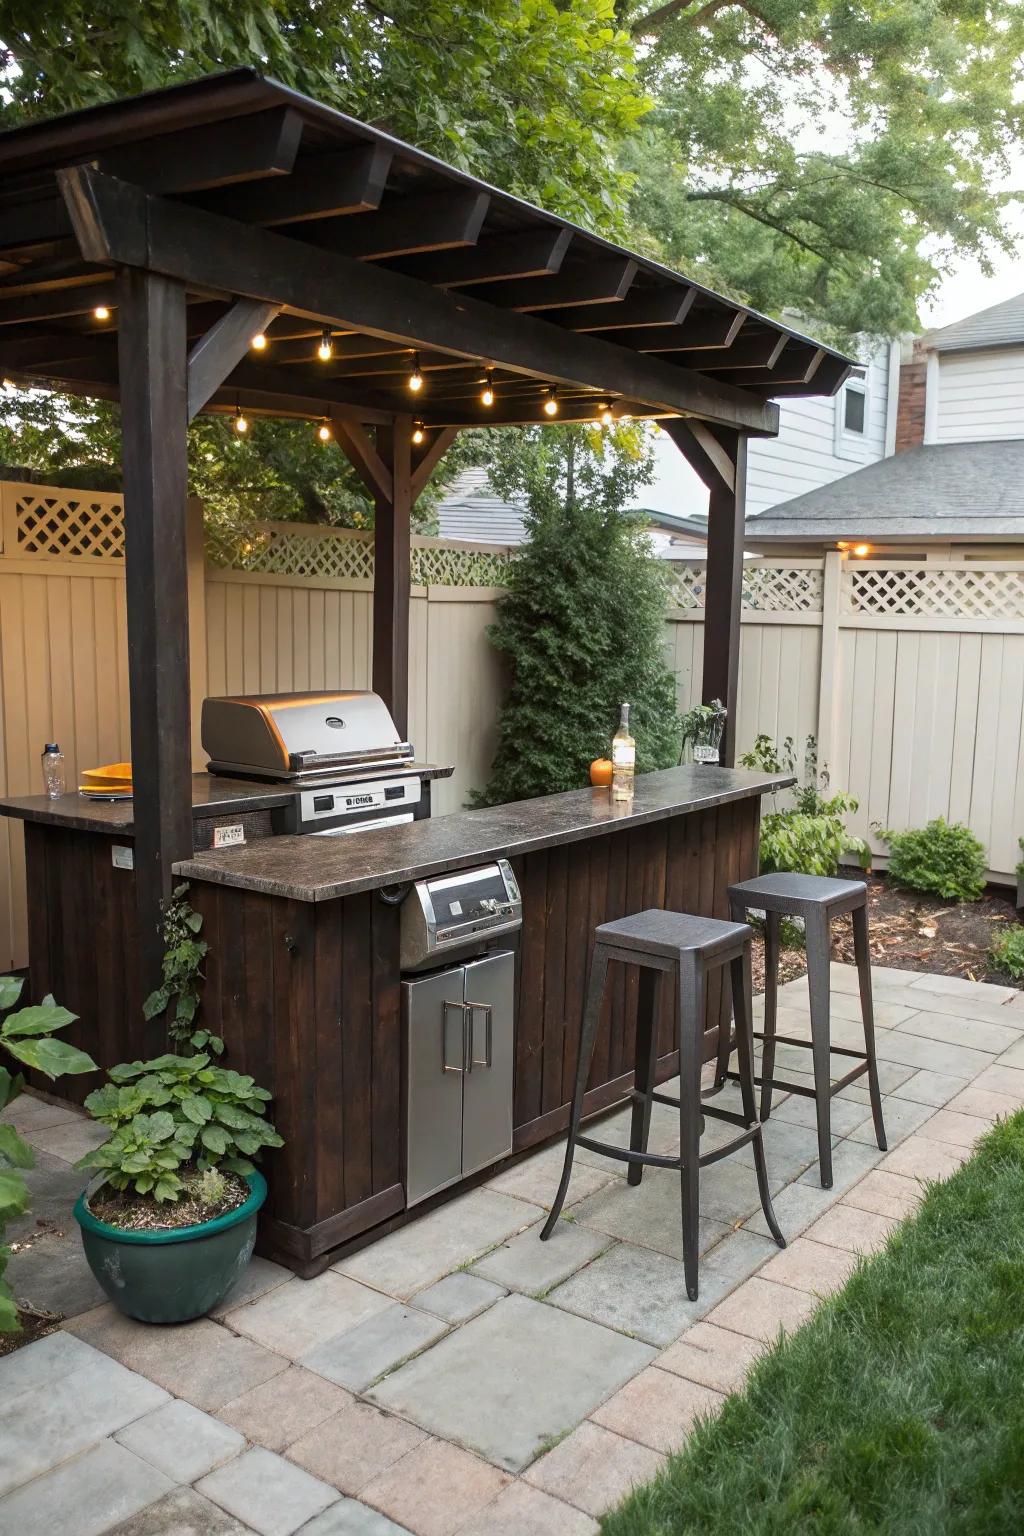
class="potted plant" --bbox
[0,977,96,1332]
[73,1050,282,1323]
[680,699,727,765]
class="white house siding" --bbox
[744,344,893,516]
[932,346,1024,444]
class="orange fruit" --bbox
[590,757,613,787]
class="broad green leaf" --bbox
[4,1036,97,1079]
[143,987,170,1021]
[0,1277,20,1334]
[1,1002,78,1038]
[200,1124,229,1156]
[0,1125,34,1170]
[181,1094,213,1125]
[0,977,24,1012]
[0,1171,30,1222]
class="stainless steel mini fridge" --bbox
[403,949,515,1207]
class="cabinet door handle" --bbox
[441,999,467,1074]
[466,1001,493,1068]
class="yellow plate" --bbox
[81,761,132,787]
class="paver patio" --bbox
[3,963,1023,1536]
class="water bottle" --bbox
[41,742,65,799]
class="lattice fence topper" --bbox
[844,564,1024,620]
[12,488,126,560]
[205,520,517,589]
[669,562,824,613]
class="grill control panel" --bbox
[401,859,522,973]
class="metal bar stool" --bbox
[541,909,785,1300]
[723,874,887,1189]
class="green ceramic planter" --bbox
[74,1171,267,1324]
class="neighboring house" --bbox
[745,291,1024,555]
[434,468,708,556]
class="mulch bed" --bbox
[748,869,1022,993]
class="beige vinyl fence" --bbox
[2,479,1024,971]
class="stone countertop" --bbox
[0,764,455,834]
[174,766,792,903]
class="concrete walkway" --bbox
[3,963,1023,1536]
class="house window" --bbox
[843,386,866,434]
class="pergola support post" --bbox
[372,417,413,739]
[117,267,193,995]
[663,419,748,766]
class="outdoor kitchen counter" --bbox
[0,765,455,834]
[174,765,790,900]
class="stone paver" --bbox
[115,1397,245,1483]
[591,1366,724,1454]
[484,1147,615,1210]
[998,1035,1024,1069]
[872,1030,994,1079]
[67,1305,288,1411]
[0,1092,81,1134]
[652,1319,764,1393]
[944,1084,1021,1122]
[0,1439,173,1536]
[897,1010,1020,1056]
[212,1256,294,1318]
[974,1062,1024,1103]
[912,1107,990,1149]
[226,1271,393,1358]
[705,1275,818,1341]
[25,1115,107,1163]
[878,1136,969,1181]
[197,1447,338,1536]
[524,1420,665,1518]
[456,1479,599,1535]
[7,1228,106,1319]
[570,1165,731,1260]
[359,1439,511,1536]
[0,1334,169,1495]
[771,1092,868,1137]
[907,972,1016,1004]
[302,1304,448,1393]
[0,1327,98,1401]
[802,1203,898,1255]
[334,1190,543,1300]
[760,1236,859,1296]
[219,1365,352,1453]
[847,1094,935,1147]
[471,1219,609,1295]
[548,1238,715,1346]
[368,1293,655,1472]
[890,1068,970,1108]
[287,1396,428,1495]
[412,1273,506,1324]
[299,1500,415,1536]
[106,1487,253,1536]
[842,1169,924,1220]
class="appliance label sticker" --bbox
[449,900,463,916]
[213,823,246,848]
[111,844,134,870]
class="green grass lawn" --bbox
[602,1113,1024,1535]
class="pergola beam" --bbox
[386,229,573,287]
[411,427,459,502]
[58,167,780,435]
[191,144,393,226]
[304,189,490,260]
[186,298,282,421]
[100,106,304,193]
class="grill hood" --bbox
[202,691,414,780]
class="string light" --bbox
[317,419,332,443]
[408,353,424,393]
[543,386,559,417]
[597,401,614,426]
[852,542,871,558]
[317,328,334,362]
[93,305,110,322]
[412,421,426,445]
[481,371,495,408]
[233,403,249,435]
[250,332,268,351]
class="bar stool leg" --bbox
[541,946,609,1240]
[677,953,704,1302]
[731,952,785,1249]
[853,904,888,1153]
[628,967,661,1186]
[760,910,781,1123]
[806,909,834,1189]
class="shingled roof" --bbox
[926,291,1024,355]
[744,439,1024,545]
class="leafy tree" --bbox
[472,424,682,804]
[620,0,1023,340]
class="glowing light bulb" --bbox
[317,328,333,362]
[852,542,871,558]
[408,353,424,392]
[93,305,110,321]
[543,387,558,417]
[481,371,495,407]
[598,401,614,426]
[234,410,249,434]
[412,422,426,445]
[317,421,332,442]
[250,332,267,351]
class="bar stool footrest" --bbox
[726,1057,869,1100]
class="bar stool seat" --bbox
[541,907,785,1300]
[725,873,887,1189]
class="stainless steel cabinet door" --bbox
[404,967,465,1206]
[461,951,515,1179]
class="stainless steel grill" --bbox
[202,691,439,837]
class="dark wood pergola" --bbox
[0,69,853,987]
